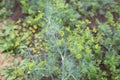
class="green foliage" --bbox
[0,0,14,19]
[0,21,16,53]
[0,0,120,80]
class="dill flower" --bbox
[33,25,38,29]
[75,24,80,27]
[57,39,62,45]
[70,49,76,54]
[29,27,33,31]
[34,34,38,37]
[32,29,35,33]
[70,18,75,22]
[65,26,70,31]
[32,48,36,53]
[75,54,82,59]
[13,25,17,29]
[68,35,73,41]
[22,23,26,26]
[16,19,21,24]
[85,19,91,24]
[15,41,20,46]
[59,31,64,37]
[93,28,97,33]
[80,21,85,25]
[78,45,84,51]
[95,44,99,49]
[85,48,91,53]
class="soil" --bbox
[0,53,22,80]
[10,0,28,21]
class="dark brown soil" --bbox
[10,0,28,21]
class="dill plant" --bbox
[0,0,120,80]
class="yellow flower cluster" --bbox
[67,24,98,60]
[75,24,80,27]
[70,18,75,22]
[16,19,21,24]
[93,28,97,33]
[79,21,85,25]
[95,44,100,49]
[78,44,84,51]
[59,31,64,37]
[75,54,82,59]
[85,47,92,53]
[57,39,63,46]
[85,19,91,24]
[65,26,70,31]
[10,19,47,54]
[68,35,73,41]
[70,48,76,54]
[33,25,38,29]
[15,41,20,47]
[29,27,35,33]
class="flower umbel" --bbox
[75,54,82,59]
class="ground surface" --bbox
[0,53,22,80]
